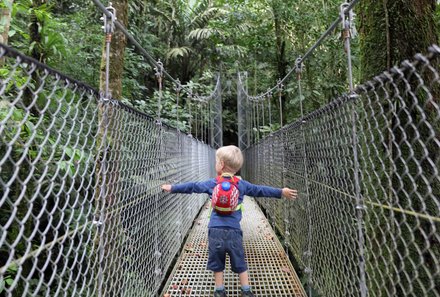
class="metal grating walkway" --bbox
[162,197,307,297]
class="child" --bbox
[161,145,297,297]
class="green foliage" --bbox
[0,263,17,293]
[0,61,99,294]
[0,0,13,9]
[7,0,68,63]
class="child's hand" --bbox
[161,184,172,192]
[282,188,297,200]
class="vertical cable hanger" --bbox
[97,4,116,297]
[174,79,182,129]
[277,80,284,128]
[154,60,164,122]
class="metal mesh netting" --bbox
[0,44,215,296]
[243,47,440,296]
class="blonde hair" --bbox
[216,145,243,173]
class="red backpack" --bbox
[211,175,240,215]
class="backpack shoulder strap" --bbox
[217,174,239,186]
[230,176,239,186]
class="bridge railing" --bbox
[243,46,440,297]
[0,43,215,297]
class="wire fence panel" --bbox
[0,44,215,297]
[243,46,440,297]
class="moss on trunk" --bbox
[358,1,439,296]
[359,0,438,81]
[99,0,129,100]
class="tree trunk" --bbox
[358,1,438,296]
[97,1,128,295]
[0,1,13,45]
[359,0,437,80]
[99,0,128,99]
[272,1,287,126]
[29,0,46,62]
[0,1,13,65]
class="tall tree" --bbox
[270,0,288,125]
[359,0,438,80]
[149,0,229,83]
[0,0,13,66]
[358,1,439,296]
[97,2,128,296]
[0,0,13,46]
[29,0,45,61]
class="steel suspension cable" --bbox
[92,0,219,104]
[237,0,361,102]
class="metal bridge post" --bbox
[96,98,109,297]
[213,74,223,148]
[295,57,314,296]
[341,2,367,296]
[101,2,116,99]
[155,60,164,121]
[97,5,116,296]
[237,72,249,151]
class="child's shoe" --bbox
[241,290,255,297]
[214,289,227,297]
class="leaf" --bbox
[188,28,216,40]
[7,263,17,272]
[312,90,321,96]
[166,47,192,60]
[0,68,9,77]
[64,147,74,158]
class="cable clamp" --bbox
[348,93,359,100]
[101,3,116,34]
[99,92,111,102]
[174,79,182,94]
[295,57,303,75]
[154,60,164,82]
[340,2,357,38]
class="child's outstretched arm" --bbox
[281,188,298,200]
[241,180,298,200]
[161,180,216,194]
[161,184,172,192]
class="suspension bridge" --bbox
[0,0,439,297]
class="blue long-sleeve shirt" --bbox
[171,178,282,230]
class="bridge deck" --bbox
[162,197,307,297]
